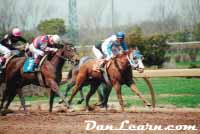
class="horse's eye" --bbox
[133,57,137,60]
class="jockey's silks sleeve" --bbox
[121,42,128,51]
[106,42,113,60]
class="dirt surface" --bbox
[0,104,200,134]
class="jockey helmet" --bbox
[51,34,61,44]
[116,32,125,39]
[12,28,22,37]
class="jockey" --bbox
[28,34,61,70]
[0,28,27,68]
[92,32,128,70]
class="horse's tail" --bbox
[78,56,94,68]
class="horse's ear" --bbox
[128,48,133,54]
[129,48,133,52]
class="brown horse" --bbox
[68,49,151,112]
[0,43,78,114]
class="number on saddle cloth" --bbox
[23,57,35,73]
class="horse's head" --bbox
[59,42,79,65]
[127,49,144,73]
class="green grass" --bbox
[176,61,200,68]
[14,77,200,108]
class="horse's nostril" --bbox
[137,68,144,73]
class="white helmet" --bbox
[52,34,61,44]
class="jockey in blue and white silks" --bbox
[92,32,128,60]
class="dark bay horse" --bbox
[0,43,78,114]
[68,49,151,112]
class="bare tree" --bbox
[148,0,182,33]
[180,0,200,26]
[0,0,17,32]
[79,0,109,44]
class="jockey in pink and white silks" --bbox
[28,34,61,69]
[0,28,27,68]
[92,32,128,70]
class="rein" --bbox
[55,54,70,61]
[55,52,75,65]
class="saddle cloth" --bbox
[23,55,47,73]
[23,57,35,73]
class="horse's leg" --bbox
[130,83,151,107]
[68,84,83,104]
[68,75,86,104]
[101,85,112,109]
[17,88,27,112]
[58,81,75,104]
[64,81,75,97]
[2,90,16,115]
[96,84,105,105]
[49,90,55,112]
[113,82,124,112]
[77,88,85,104]
[0,87,9,112]
[85,83,99,111]
[46,79,69,109]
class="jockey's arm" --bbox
[121,42,128,51]
[0,34,11,45]
[18,36,27,43]
[44,46,58,52]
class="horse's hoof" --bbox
[58,99,64,104]
[24,110,30,115]
[95,102,103,106]
[1,111,7,116]
[86,106,94,111]
[77,99,84,104]
[146,103,152,107]
[68,108,75,112]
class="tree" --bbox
[126,32,169,67]
[0,0,17,32]
[193,22,200,40]
[37,18,66,35]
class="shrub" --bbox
[126,32,169,67]
[37,18,66,35]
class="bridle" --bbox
[55,47,77,65]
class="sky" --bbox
[77,0,161,26]
[1,0,182,29]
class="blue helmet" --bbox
[116,32,125,39]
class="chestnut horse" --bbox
[0,43,78,114]
[68,49,151,111]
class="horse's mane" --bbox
[115,49,132,59]
[53,41,74,49]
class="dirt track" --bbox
[0,107,200,134]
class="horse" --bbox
[60,56,94,104]
[0,44,27,100]
[0,43,78,115]
[68,49,151,112]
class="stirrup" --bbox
[99,66,105,72]
[34,65,40,71]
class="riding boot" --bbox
[34,55,43,71]
[0,57,6,74]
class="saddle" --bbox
[92,59,112,86]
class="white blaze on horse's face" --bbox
[128,50,144,73]
[137,58,144,73]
